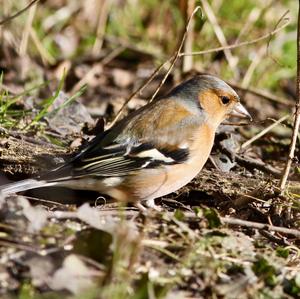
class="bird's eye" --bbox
[220,96,230,105]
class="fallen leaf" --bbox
[48,254,95,294]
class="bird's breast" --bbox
[127,124,216,201]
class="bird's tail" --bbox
[0,179,57,196]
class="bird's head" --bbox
[170,74,252,128]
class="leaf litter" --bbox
[0,2,299,298]
[0,61,299,299]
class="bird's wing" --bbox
[48,140,189,181]
[46,98,201,181]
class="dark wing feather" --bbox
[45,139,189,182]
[43,98,198,182]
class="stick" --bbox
[180,17,289,57]
[235,154,282,178]
[220,216,300,238]
[108,59,170,127]
[267,10,290,67]
[149,6,201,102]
[92,0,110,56]
[110,12,289,126]
[240,115,290,149]
[182,0,196,73]
[200,0,238,76]
[51,208,300,238]
[19,1,37,56]
[229,82,294,106]
[241,46,265,87]
[183,212,300,237]
[0,0,40,26]
[280,3,300,191]
[109,6,201,125]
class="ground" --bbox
[0,1,299,298]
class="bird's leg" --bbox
[135,198,162,212]
[135,202,148,212]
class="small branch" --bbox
[0,0,40,26]
[19,1,37,56]
[280,3,300,191]
[266,10,290,67]
[240,115,290,150]
[241,46,265,87]
[110,11,289,127]
[109,6,201,126]
[29,27,56,65]
[179,16,289,57]
[201,0,238,76]
[182,0,196,73]
[235,154,282,178]
[220,216,300,238]
[149,6,201,102]
[92,0,110,56]
[219,143,282,177]
[108,59,170,127]
[183,212,300,237]
[280,107,300,190]
[50,207,300,238]
[259,230,291,246]
[229,82,294,106]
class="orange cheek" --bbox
[199,90,219,113]
[198,90,225,123]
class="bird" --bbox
[0,75,252,209]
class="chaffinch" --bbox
[1,75,251,208]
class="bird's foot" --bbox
[135,199,162,213]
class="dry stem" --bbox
[280,4,300,191]
[92,0,110,56]
[0,0,40,26]
[108,59,170,127]
[229,82,294,106]
[182,0,196,73]
[240,115,289,150]
[220,216,300,238]
[19,2,37,56]
[51,208,300,238]
[110,11,289,127]
[180,16,289,57]
[149,6,201,102]
[201,0,238,77]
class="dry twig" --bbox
[183,212,300,237]
[149,6,201,102]
[108,59,170,127]
[19,1,37,56]
[110,11,289,126]
[220,216,300,238]
[92,0,110,56]
[267,10,290,67]
[280,4,300,191]
[109,6,201,126]
[229,82,294,106]
[0,0,40,26]
[180,16,289,57]
[240,115,290,150]
[200,0,238,77]
[182,0,196,73]
[51,208,300,238]
[234,154,282,178]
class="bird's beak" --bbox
[229,102,252,121]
